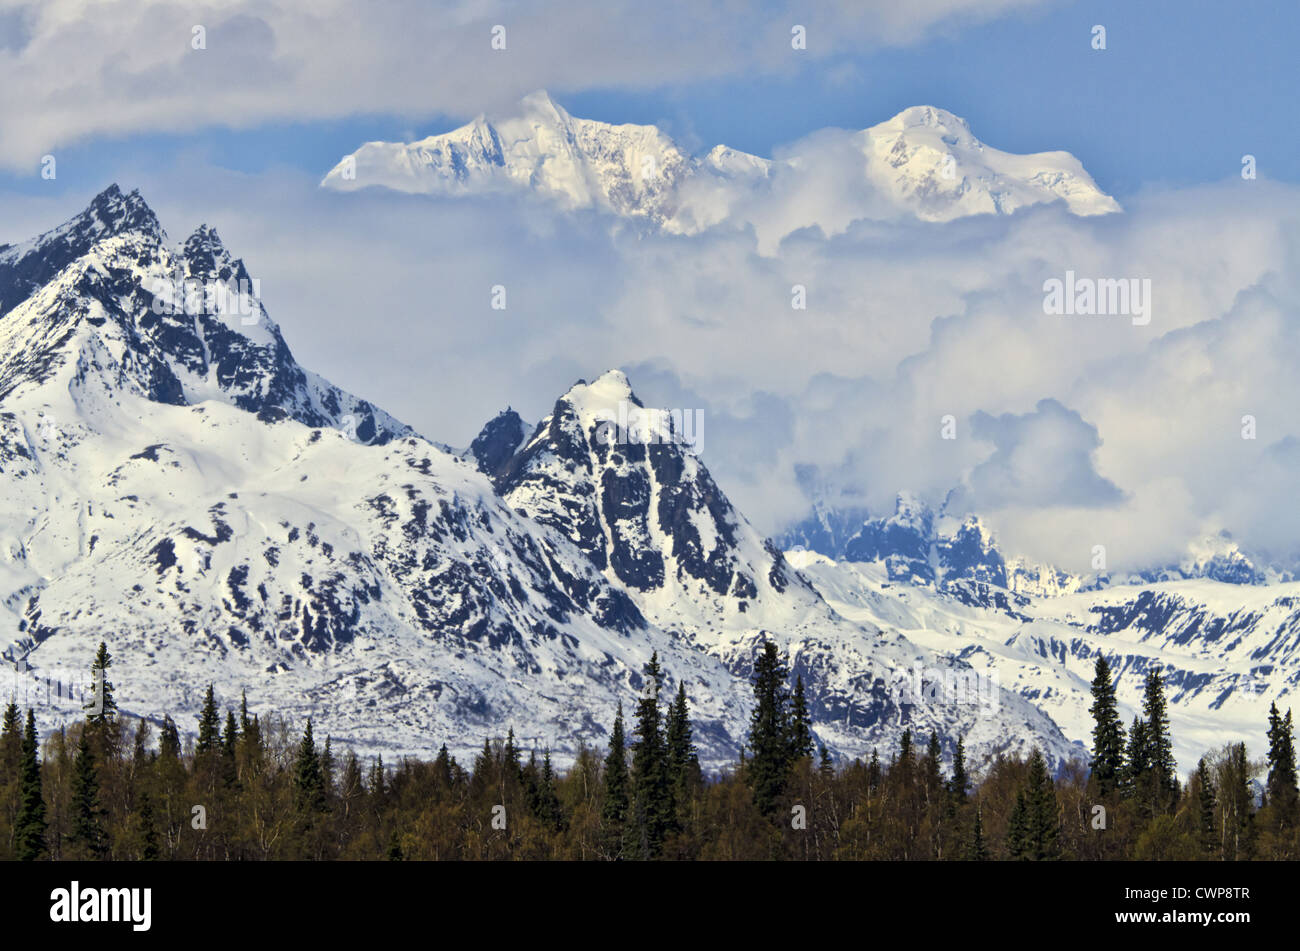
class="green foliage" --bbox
[747,640,792,816]
[1,665,1292,862]
[1088,655,1125,795]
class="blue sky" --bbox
[2,0,1294,202]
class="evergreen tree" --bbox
[293,719,328,817]
[867,748,881,794]
[1265,704,1298,815]
[131,719,151,768]
[747,640,792,815]
[86,641,118,728]
[131,788,160,861]
[1220,742,1255,860]
[220,710,239,787]
[1196,757,1217,858]
[434,744,454,790]
[503,728,521,784]
[321,735,335,800]
[923,731,944,799]
[787,675,814,761]
[631,653,671,857]
[818,744,834,777]
[601,702,630,858]
[159,715,182,760]
[69,727,108,859]
[1088,655,1126,795]
[1141,667,1178,811]
[195,685,221,755]
[536,750,562,831]
[965,805,988,861]
[1006,791,1028,860]
[1021,749,1062,861]
[1,701,20,844]
[15,709,46,861]
[665,681,699,822]
[1122,716,1149,802]
[949,737,969,804]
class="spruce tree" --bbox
[434,744,454,791]
[159,715,182,760]
[15,709,46,861]
[923,731,943,800]
[747,639,792,815]
[1,702,20,827]
[1221,742,1255,860]
[537,750,562,831]
[966,805,988,861]
[220,710,239,788]
[787,675,814,761]
[1006,791,1028,860]
[132,788,160,861]
[195,685,221,755]
[1141,666,1177,811]
[85,641,118,748]
[69,727,108,859]
[631,653,671,857]
[1196,757,1217,858]
[818,744,834,777]
[293,719,328,817]
[601,702,630,858]
[1122,716,1149,803]
[1265,704,1298,815]
[1022,748,1062,860]
[665,681,699,822]
[949,737,969,805]
[504,728,521,784]
[867,748,881,794]
[1088,655,1126,795]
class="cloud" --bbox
[2,145,1299,575]
[0,0,1059,170]
[966,399,1124,509]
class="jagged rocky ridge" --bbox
[0,189,1081,770]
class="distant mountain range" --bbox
[321,90,1121,234]
[0,185,1077,772]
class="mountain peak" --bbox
[0,183,165,316]
[516,88,569,122]
[884,105,972,134]
[561,369,637,412]
[85,183,163,240]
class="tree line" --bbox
[0,642,1296,860]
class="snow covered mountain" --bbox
[790,551,1300,773]
[781,492,1283,599]
[468,372,1079,767]
[0,186,1079,771]
[321,92,1120,232]
[322,90,692,222]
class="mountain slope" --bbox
[473,372,1082,768]
[790,551,1300,772]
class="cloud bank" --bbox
[0,0,1059,170]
